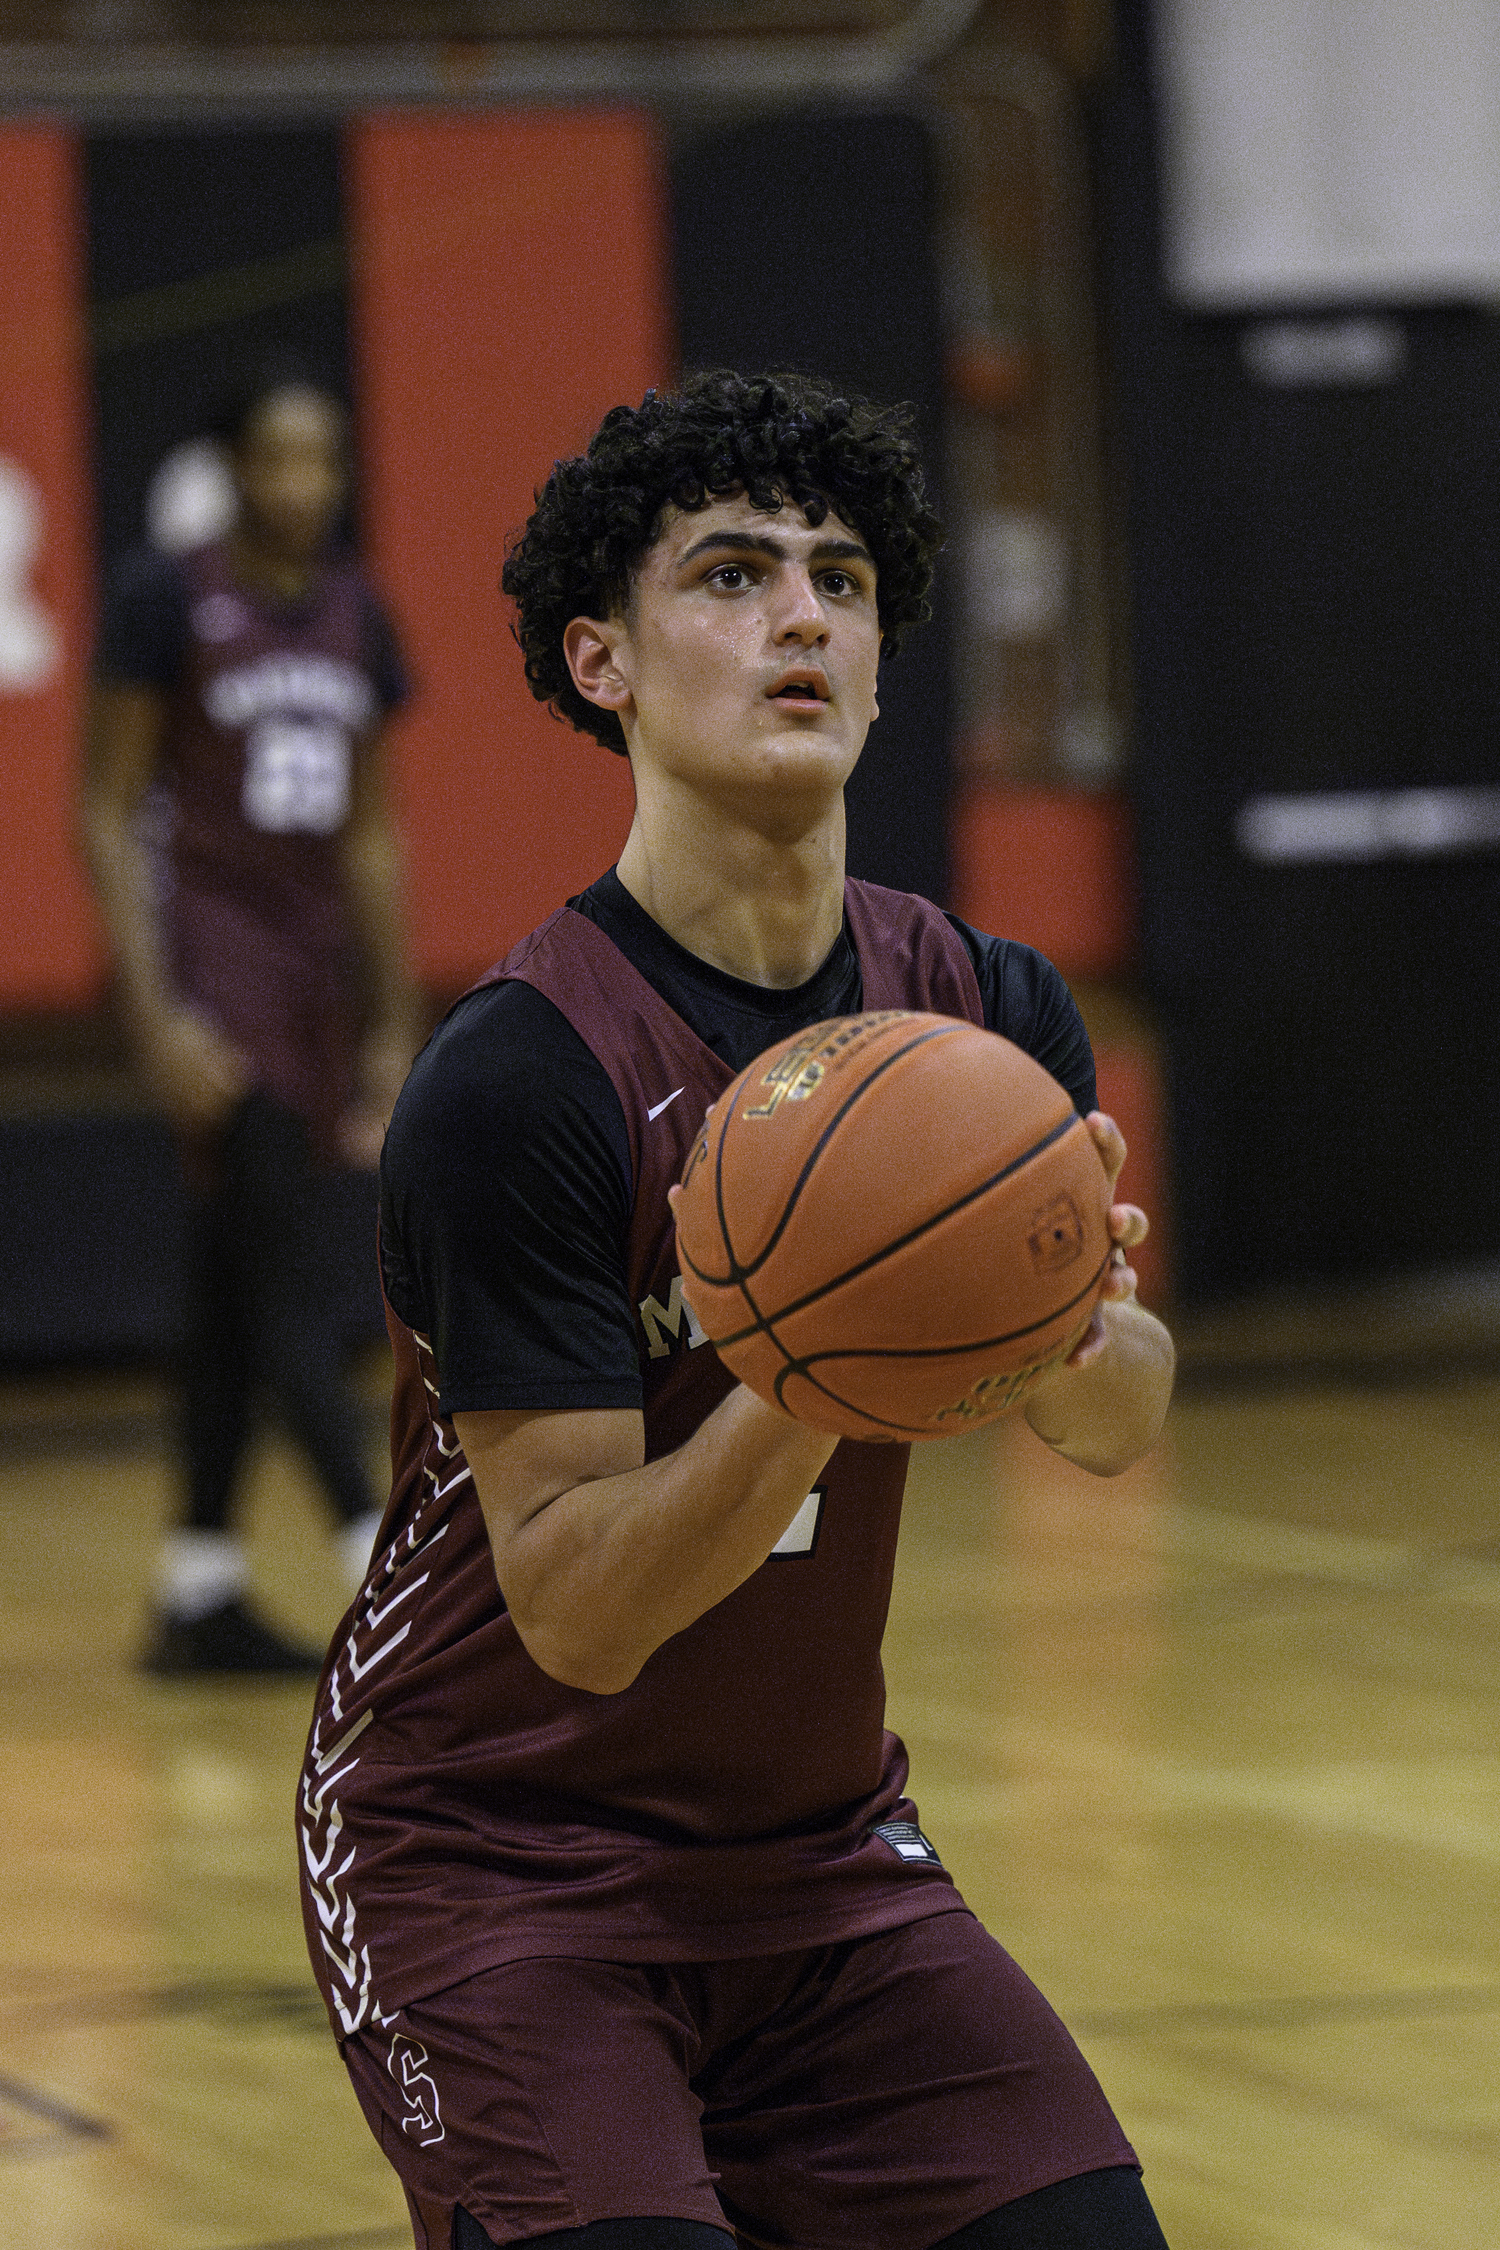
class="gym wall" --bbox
[0,105,958,1360]
[1095,0,1500,1301]
[1,104,957,1016]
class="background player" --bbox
[83,375,417,1674]
[300,370,1175,2248]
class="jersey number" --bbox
[771,1488,824,1557]
[241,718,352,835]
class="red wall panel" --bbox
[0,126,101,1008]
[949,783,1137,982]
[345,111,670,990]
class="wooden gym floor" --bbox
[1,1353,1497,2250]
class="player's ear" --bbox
[564,615,632,715]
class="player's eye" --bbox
[707,563,751,590]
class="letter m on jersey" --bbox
[638,1274,709,1361]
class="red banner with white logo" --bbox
[0,125,101,1007]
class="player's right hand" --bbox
[138,1004,249,1131]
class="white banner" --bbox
[1156,0,1500,307]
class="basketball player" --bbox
[83,377,417,1673]
[299,371,1175,2248]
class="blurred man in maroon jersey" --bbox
[84,373,417,1673]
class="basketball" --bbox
[675,1011,1114,1441]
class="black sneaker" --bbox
[141,1597,325,1678]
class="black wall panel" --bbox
[87,126,349,566]
[672,109,951,904]
[0,1118,382,1368]
[1093,5,1500,1300]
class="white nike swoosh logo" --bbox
[647,1087,686,1121]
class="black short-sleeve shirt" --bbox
[96,543,410,712]
[380,869,1096,1418]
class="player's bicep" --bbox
[956,919,1097,1116]
[455,1404,645,1592]
[382,982,640,1416]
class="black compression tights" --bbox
[452,2169,1170,2250]
[179,1090,377,1532]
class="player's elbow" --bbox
[526,1636,644,1697]
[506,1601,646,1697]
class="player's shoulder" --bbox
[395,976,571,1112]
[317,546,390,615]
[386,974,619,1173]
[944,915,1096,1113]
[318,549,379,604]
[944,915,1068,1017]
[844,874,954,932]
[331,556,408,706]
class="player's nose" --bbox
[771,566,828,644]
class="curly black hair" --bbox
[500,368,943,754]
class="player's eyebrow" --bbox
[674,528,876,572]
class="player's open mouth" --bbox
[769,673,830,702]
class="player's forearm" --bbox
[1022,1297,1174,1475]
[79,789,177,1029]
[340,822,416,1044]
[488,1390,837,1695]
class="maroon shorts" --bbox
[171,890,356,1162]
[339,1909,1137,2250]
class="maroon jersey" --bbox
[299,883,986,2037]
[154,541,387,1145]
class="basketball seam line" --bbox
[703,1020,960,1291]
[767,1263,1109,1436]
[698,1107,1083,1351]
[772,1247,1115,1370]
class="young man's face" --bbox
[233,387,347,563]
[576,491,882,815]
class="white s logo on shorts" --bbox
[388,2031,446,2145]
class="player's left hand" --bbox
[1064,1111,1149,1369]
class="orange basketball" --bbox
[675,1011,1113,1441]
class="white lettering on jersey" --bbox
[241,717,353,834]
[204,651,376,732]
[638,1273,709,1361]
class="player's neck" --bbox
[617,797,846,991]
[228,524,320,602]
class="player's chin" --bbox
[754,720,862,785]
